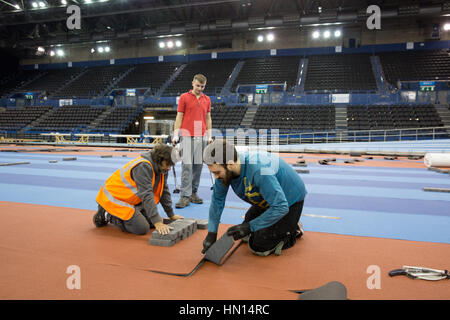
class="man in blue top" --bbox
[202,139,307,256]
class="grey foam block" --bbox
[293,163,307,167]
[384,156,397,160]
[101,155,113,158]
[49,160,58,163]
[344,160,354,163]
[0,161,31,166]
[296,159,305,164]
[149,237,176,247]
[318,160,329,165]
[295,169,310,174]
[62,157,77,161]
[151,229,179,241]
[195,219,208,229]
[349,152,361,157]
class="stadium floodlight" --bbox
[37,46,45,52]
[266,33,274,41]
[444,23,450,31]
[61,0,67,5]
[56,49,64,56]
[49,50,55,56]
[323,30,331,38]
[38,1,45,8]
[98,47,104,53]
[334,30,341,37]
[312,30,320,39]
[91,48,95,53]
[257,35,264,42]
[159,41,165,48]
[167,41,174,48]
[84,0,92,4]
[175,40,182,47]
[104,46,110,52]
[32,2,38,8]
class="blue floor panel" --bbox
[1,141,449,244]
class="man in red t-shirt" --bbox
[172,74,213,208]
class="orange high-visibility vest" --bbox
[96,156,164,221]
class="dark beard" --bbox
[220,167,237,187]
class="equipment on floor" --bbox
[172,166,180,194]
[389,265,449,281]
[171,142,180,193]
[149,232,242,277]
[296,281,347,300]
[0,161,30,166]
[424,153,450,168]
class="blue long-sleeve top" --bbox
[208,151,307,233]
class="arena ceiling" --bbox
[0,0,449,57]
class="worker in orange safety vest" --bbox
[93,144,183,235]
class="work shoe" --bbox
[93,207,108,227]
[175,196,191,208]
[190,193,203,204]
[296,222,304,238]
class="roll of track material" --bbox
[424,153,450,168]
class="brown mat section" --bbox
[0,145,144,157]
[0,201,449,300]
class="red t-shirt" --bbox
[177,90,211,137]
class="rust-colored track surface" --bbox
[1,201,448,300]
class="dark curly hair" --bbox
[151,143,175,166]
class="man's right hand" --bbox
[154,222,171,235]
[201,232,217,254]
[171,136,179,145]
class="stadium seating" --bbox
[231,56,300,92]
[378,49,450,86]
[347,104,444,130]
[19,68,86,97]
[114,62,181,92]
[93,106,141,133]
[0,106,53,131]
[252,105,335,132]
[53,65,130,98]
[163,59,238,96]
[30,105,106,132]
[211,103,247,129]
[305,54,377,92]
[0,70,45,97]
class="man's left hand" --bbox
[170,214,184,221]
[227,222,251,240]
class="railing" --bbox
[1,125,449,146]
[215,126,450,146]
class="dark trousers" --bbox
[98,204,154,235]
[244,201,304,253]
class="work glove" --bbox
[226,222,251,241]
[201,232,217,254]
[171,135,179,145]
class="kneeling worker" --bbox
[93,144,183,235]
[202,140,307,256]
